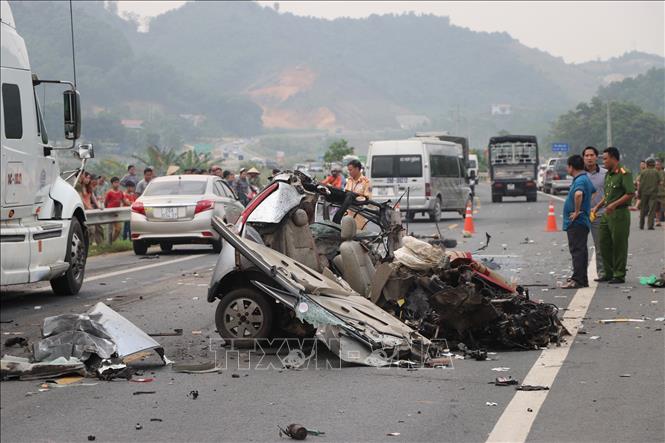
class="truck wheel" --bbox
[160,242,173,252]
[133,240,148,255]
[429,198,442,222]
[492,194,502,203]
[215,287,274,346]
[50,218,87,296]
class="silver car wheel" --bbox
[223,298,265,338]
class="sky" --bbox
[115,1,664,63]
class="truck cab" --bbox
[1,0,91,295]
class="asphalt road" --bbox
[1,185,663,443]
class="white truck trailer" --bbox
[1,0,93,295]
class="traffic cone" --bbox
[545,200,558,232]
[463,202,475,235]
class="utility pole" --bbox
[606,101,613,147]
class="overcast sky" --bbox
[115,1,664,63]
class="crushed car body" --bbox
[208,216,434,366]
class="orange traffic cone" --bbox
[463,202,475,235]
[545,200,558,232]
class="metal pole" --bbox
[606,101,613,147]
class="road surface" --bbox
[1,185,663,442]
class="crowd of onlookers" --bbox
[75,159,374,245]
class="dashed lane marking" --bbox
[84,255,202,283]
[538,191,566,203]
[486,253,598,443]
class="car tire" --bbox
[527,194,537,202]
[160,242,173,252]
[212,238,222,253]
[50,217,87,296]
[429,198,442,222]
[492,194,502,203]
[405,212,415,222]
[215,287,274,346]
[133,240,148,255]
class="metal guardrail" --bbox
[85,207,130,225]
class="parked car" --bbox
[536,163,548,190]
[130,175,244,255]
[542,158,572,194]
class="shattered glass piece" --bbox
[295,300,345,329]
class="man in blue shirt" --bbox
[562,154,595,289]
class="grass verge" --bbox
[89,239,133,257]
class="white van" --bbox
[468,154,479,177]
[367,138,471,221]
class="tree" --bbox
[549,97,665,169]
[323,139,354,163]
[177,149,215,171]
[132,144,178,176]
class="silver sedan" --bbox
[130,175,244,255]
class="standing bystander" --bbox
[591,147,635,284]
[637,158,661,230]
[135,167,154,196]
[655,159,665,227]
[104,177,128,242]
[582,146,606,279]
[561,155,595,289]
[122,183,137,240]
[120,165,140,188]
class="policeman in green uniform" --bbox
[591,147,635,284]
[637,158,660,230]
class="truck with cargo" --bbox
[488,135,539,203]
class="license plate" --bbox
[507,184,515,190]
[161,207,178,219]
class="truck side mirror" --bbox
[77,143,94,159]
[64,90,81,140]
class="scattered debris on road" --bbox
[493,376,519,386]
[516,385,550,391]
[4,337,28,347]
[279,423,324,440]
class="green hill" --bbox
[10,0,663,141]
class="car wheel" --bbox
[492,194,502,203]
[527,194,537,202]
[51,218,87,296]
[429,198,442,222]
[405,212,415,222]
[215,287,274,346]
[133,240,148,255]
[160,242,173,252]
[212,238,222,253]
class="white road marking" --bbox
[84,255,202,283]
[538,191,566,203]
[486,253,598,443]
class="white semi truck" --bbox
[1,0,93,295]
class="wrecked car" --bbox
[207,216,433,366]
[207,171,566,355]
